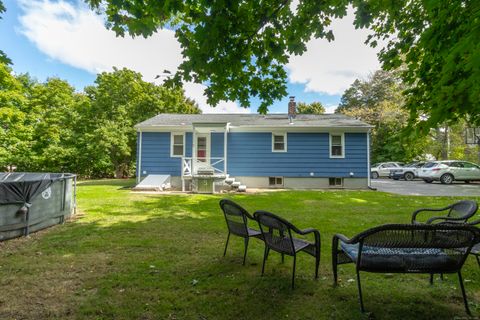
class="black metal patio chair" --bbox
[219,199,262,265]
[253,210,321,289]
[411,200,478,281]
[440,217,480,268]
[468,218,480,267]
[411,200,478,225]
[332,224,480,315]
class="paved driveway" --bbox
[371,179,480,197]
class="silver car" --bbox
[418,160,480,184]
[370,162,403,179]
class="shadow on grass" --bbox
[18,216,477,318]
[1,186,479,319]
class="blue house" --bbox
[135,101,372,192]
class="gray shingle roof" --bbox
[135,113,372,129]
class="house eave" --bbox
[136,124,372,133]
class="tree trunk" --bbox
[114,165,123,179]
[440,125,449,160]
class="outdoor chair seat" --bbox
[247,228,262,237]
[340,242,457,273]
[263,233,317,255]
[332,224,479,315]
[254,210,321,289]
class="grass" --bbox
[0,179,479,319]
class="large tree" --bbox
[0,1,11,65]
[0,61,31,170]
[297,101,325,114]
[85,0,480,130]
[337,70,428,163]
[26,78,84,172]
[83,67,200,178]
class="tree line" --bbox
[336,70,480,164]
[0,62,200,178]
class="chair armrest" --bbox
[245,211,257,221]
[426,215,469,224]
[296,228,321,245]
[411,207,450,224]
[468,219,480,226]
[333,233,356,244]
[297,228,319,236]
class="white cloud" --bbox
[287,8,381,96]
[17,0,249,114]
[324,104,338,114]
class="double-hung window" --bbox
[171,133,185,157]
[329,133,344,158]
[272,133,287,152]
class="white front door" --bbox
[195,133,210,165]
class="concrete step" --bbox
[231,181,241,188]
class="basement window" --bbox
[329,178,343,187]
[269,176,284,187]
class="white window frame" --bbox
[272,132,287,152]
[329,133,345,158]
[170,132,185,157]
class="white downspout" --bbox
[367,129,375,190]
[137,130,142,184]
[224,123,229,175]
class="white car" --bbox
[418,160,480,184]
[370,162,403,179]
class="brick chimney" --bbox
[288,96,296,123]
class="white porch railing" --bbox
[181,157,226,176]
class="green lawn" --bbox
[0,180,479,319]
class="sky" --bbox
[0,0,381,114]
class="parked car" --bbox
[371,162,403,179]
[418,160,480,184]
[389,162,426,181]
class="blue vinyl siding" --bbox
[138,131,368,178]
[140,132,181,176]
[227,132,368,177]
[185,132,192,157]
[211,133,224,172]
[136,132,140,178]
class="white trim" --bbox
[137,131,142,184]
[329,133,345,158]
[194,133,211,164]
[170,132,185,157]
[367,130,371,187]
[136,126,371,133]
[224,123,229,173]
[272,132,287,152]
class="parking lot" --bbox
[371,179,480,197]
